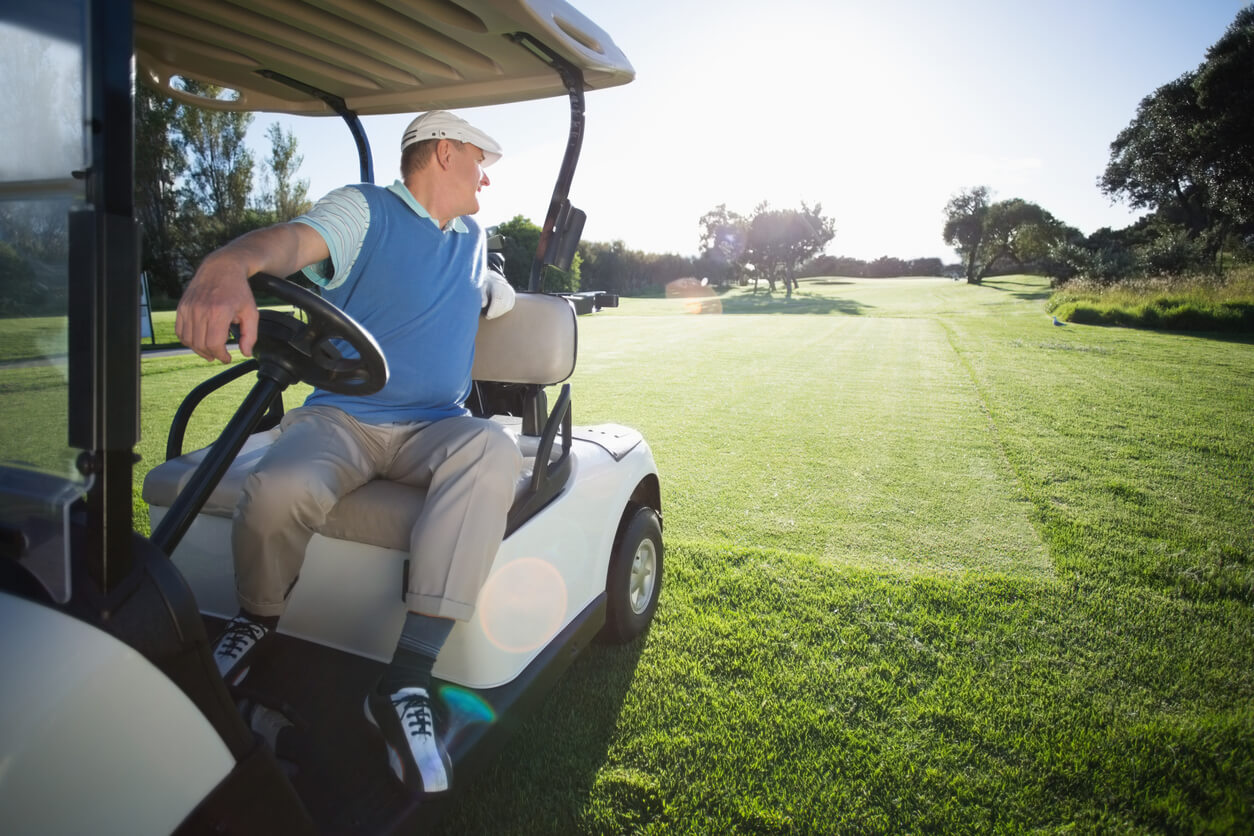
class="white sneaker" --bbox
[364,685,452,796]
[211,615,271,685]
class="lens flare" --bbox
[665,276,722,314]
[476,557,567,653]
[439,684,496,726]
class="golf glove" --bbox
[481,256,516,319]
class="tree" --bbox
[942,186,990,283]
[492,214,580,292]
[1100,76,1216,246]
[579,239,649,293]
[493,215,540,287]
[866,256,909,278]
[135,84,185,300]
[135,84,314,297]
[800,255,868,278]
[578,240,699,294]
[1193,6,1254,230]
[943,189,1068,282]
[741,202,835,298]
[1100,8,1254,269]
[908,258,945,276]
[698,203,747,285]
[0,202,71,316]
[979,199,1066,276]
[175,80,256,264]
[265,122,311,222]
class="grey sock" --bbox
[381,612,455,693]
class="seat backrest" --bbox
[471,292,577,385]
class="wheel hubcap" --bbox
[628,539,657,615]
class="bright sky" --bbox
[250,0,1249,262]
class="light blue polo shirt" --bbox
[294,180,469,288]
[289,183,487,423]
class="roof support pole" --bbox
[510,34,587,292]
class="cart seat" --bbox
[143,292,578,549]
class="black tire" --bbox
[601,506,663,644]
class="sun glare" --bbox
[476,557,568,653]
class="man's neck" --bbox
[403,176,451,229]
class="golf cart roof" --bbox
[135,0,634,116]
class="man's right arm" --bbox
[176,222,330,364]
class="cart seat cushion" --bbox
[143,428,552,552]
[144,428,282,519]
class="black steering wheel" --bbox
[245,273,388,396]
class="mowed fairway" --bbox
[117,276,1252,833]
[572,296,1050,580]
[429,276,1254,834]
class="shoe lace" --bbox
[217,618,267,660]
[393,691,434,738]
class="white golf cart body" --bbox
[144,293,659,688]
[0,1,657,833]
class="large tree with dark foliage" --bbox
[942,186,990,283]
[1101,7,1254,266]
[1193,5,1254,230]
[944,188,1066,283]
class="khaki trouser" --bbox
[231,405,523,621]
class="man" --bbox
[175,111,522,797]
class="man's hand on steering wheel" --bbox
[177,261,259,364]
[177,223,331,363]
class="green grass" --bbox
[0,306,295,364]
[0,311,174,365]
[428,275,1252,834]
[1048,267,1254,333]
[18,275,1251,833]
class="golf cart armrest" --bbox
[505,383,572,537]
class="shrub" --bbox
[1048,268,1254,333]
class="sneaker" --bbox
[237,698,294,752]
[211,615,272,686]
[364,685,452,796]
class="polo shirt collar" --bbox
[388,180,468,234]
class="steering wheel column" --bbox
[150,274,388,556]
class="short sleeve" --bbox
[291,186,370,289]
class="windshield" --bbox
[0,4,90,601]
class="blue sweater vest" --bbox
[304,184,486,423]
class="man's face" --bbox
[451,141,490,215]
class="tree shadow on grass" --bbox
[1068,317,1254,345]
[427,637,647,833]
[716,290,872,316]
[978,276,1053,302]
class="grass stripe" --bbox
[573,304,1049,579]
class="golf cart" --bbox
[0,1,662,833]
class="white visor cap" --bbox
[401,111,503,167]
